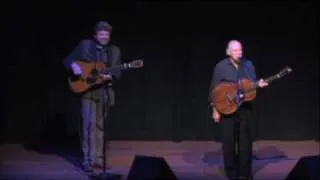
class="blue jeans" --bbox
[80,92,108,165]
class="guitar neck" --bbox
[234,66,291,99]
[101,63,131,74]
[264,74,281,84]
[244,74,281,94]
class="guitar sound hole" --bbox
[87,77,97,84]
[87,68,99,84]
[70,75,81,81]
[91,68,98,76]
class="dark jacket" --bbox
[63,38,122,105]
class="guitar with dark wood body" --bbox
[212,66,293,115]
[68,59,144,93]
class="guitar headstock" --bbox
[277,66,293,78]
[127,59,144,69]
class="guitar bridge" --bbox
[226,93,233,104]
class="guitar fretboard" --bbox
[228,66,292,101]
[264,74,281,84]
[243,70,290,95]
[99,63,133,74]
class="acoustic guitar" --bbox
[68,59,144,93]
[212,66,293,115]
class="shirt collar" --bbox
[227,57,243,66]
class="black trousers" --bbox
[221,106,254,179]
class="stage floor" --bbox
[0,140,319,180]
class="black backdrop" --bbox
[1,2,318,146]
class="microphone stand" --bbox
[92,85,122,180]
[90,47,121,179]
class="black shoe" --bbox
[82,163,93,172]
[238,176,252,180]
[228,176,251,180]
[93,162,112,170]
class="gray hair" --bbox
[226,40,241,55]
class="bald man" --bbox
[208,40,268,180]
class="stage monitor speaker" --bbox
[127,155,178,180]
[285,155,320,180]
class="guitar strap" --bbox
[243,60,256,81]
[106,45,112,67]
[95,44,107,63]
[82,40,96,60]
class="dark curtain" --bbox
[1,2,317,145]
